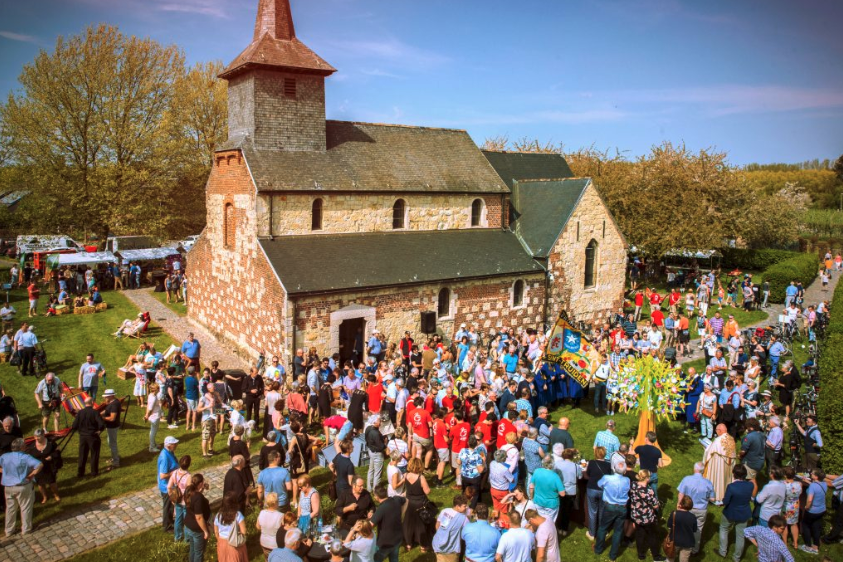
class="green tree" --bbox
[0,25,226,243]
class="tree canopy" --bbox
[0,25,227,244]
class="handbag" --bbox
[663,512,676,559]
[417,499,438,525]
[227,515,246,547]
[327,478,338,501]
[9,350,21,367]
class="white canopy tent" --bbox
[114,247,180,264]
[55,251,116,265]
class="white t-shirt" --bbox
[496,526,535,562]
[387,464,404,497]
[535,518,559,562]
[257,509,284,550]
[147,394,161,423]
[266,391,281,414]
[215,511,244,540]
[345,536,376,562]
[387,439,409,469]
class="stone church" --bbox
[188,0,628,366]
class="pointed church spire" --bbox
[254,0,295,42]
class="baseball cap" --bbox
[164,436,179,446]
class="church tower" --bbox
[219,0,336,151]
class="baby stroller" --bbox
[0,395,20,428]
[33,339,48,377]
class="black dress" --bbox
[318,383,333,418]
[348,389,368,431]
[402,475,431,548]
[30,440,57,485]
[228,439,254,486]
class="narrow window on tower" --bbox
[284,78,297,99]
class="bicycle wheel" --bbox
[781,342,792,356]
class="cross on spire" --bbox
[254,0,295,42]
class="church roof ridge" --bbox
[326,119,468,134]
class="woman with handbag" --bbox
[214,491,249,561]
[403,457,433,552]
[167,455,192,542]
[665,496,697,562]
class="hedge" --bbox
[720,248,802,271]
[763,253,819,303]
[818,278,843,473]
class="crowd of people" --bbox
[1,266,842,562]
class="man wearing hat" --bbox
[366,330,383,364]
[158,436,180,532]
[102,389,122,469]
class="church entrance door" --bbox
[339,317,366,367]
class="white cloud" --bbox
[0,31,39,44]
[322,38,449,70]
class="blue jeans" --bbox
[374,544,400,562]
[593,381,607,412]
[174,503,186,541]
[587,487,604,537]
[84,386,98,401]
[184,526,206,562]
[595,502,626,560]
[770,355,780,378]
[701,416,714,439]
[649,472,659,494]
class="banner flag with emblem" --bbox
[543,314,599,387]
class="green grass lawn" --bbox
[0,283,229,526]
[150,288,187,317]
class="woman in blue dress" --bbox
[684,368,703,433]
[554,363,568,406]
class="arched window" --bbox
[392,199,406,229]
[513,279,525,306]
[584,239,598,288]
[224,203,235,249]
[311,198,323,231]
[437,287,451,317]
[471,198,484,227]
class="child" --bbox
[717,285,725,310]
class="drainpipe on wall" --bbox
[268,194,274,239]
[291,297,297,367]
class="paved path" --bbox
[122,288,250,372]
[675,272,836,366]
[0,452,256,562]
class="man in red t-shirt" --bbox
[449,410,470,488]
[366,375,383,414]
[432,409,450,485]
[668,289,682,313]
[634,290,644,321]
[651,308,665,331]
[496,412,516,448]
[410,397,434,468]
[649,289,663,311]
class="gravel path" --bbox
[122,288,250,372]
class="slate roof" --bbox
[510,179,591,258]
[219,34,336,79]
[229,121,509,194]
[481,150,575,187]
[259,230,543,294]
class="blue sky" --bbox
[1,0,842,165]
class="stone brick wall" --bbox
[256,193,506,236]
[292,274,546,357]
[227,69,326,152]
[188,150,289,363]
[547,183,627,324]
